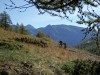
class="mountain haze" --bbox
[25,24,89,46]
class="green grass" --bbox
[0,28,100,75]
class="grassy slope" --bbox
[0,28,100,75]
[75,38,100,56]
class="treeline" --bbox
[0,11,29,35]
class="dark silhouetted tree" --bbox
[59,41,63,47]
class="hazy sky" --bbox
[0,0,99,28]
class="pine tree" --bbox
[15,23,20,33]
[19,23,24,34]
[0,11,12,30]
[16,23,29,35]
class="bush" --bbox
[61,60,100,75]
[59,41,67,49]
[14,37,48,48]
[61,62,75,75]
[59,41,63,47]
[63,43,67,49]
[0,40,23,50]
[73,60,100,75]
[14,37,33,43]
[33,40,48,48]
[36,32,45,38]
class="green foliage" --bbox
[36,31,45,38]
[19,23,29,34]
[73,60,100,75]
[73,60,92,75]
[0,46,35,75]
[0,11,13,31]
[39,40,48,48]
[0,40,23,50]
[62,61,75,75]
[15,23,29,35]
[14,23,20,33]
[61,60,100,75]
[14,37,48,48]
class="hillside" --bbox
[75,38,100,56]
[0,28,100,75]
[24,24,91,46]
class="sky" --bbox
[0,0,99,28]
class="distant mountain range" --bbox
[25,24,91,46]
[12,24,90,46]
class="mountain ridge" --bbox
[12,24,90,46]
[25,24,90,46]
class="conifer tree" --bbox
[15,23,20,33]
[0,11,12,30]
[14,23,29,35]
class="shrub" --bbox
[59,41,67,49]
[63,43,67,49]
[14,37,48,48]
[0,40,23,50]
[61,60,100,75]
[39,40,48,48]
[73,60,92,75]
[59,41,63,47]
[61,62,75,75]
[73,60,100,75]
[36,31,45,38]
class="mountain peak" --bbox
[25,24,35,29]
[46,24,52,27]
[25,24,90,46]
